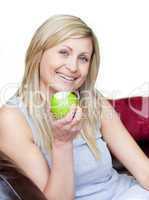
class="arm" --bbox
[44,140,75,200]
[0,106,75,200]
[100,98,149,190]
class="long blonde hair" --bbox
[15,14,105,160]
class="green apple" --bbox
[50,91,79,119]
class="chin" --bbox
[49,86,75,93]
[49,79,81,93]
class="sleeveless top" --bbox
[5,95,139,200]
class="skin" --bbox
[1,35,149,200]
[0,37,94,198]
[39,37,93,98]
[39,37,94,142]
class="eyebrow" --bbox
[62,45,90,55]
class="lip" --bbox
[56,73,76,83]
[56,72,78,80]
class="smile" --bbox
[56,72,77,82]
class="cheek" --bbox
[80,65,90,77]
[40,52,59,74]
[39,66,48,85]
[40,57,57,78]
[77,67,89,86]
[39,60,51,83]
[40,64,54,83]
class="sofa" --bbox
[0,96,149,199]
[109,96,149,173]
[0,151,47,200]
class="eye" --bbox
[79,56,89,63]
[59,50,69,56]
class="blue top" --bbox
[5,95,149,200]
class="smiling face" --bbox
[39,37,93,98]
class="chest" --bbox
[73,137,113,186]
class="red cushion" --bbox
[108,96,149,141]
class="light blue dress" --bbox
[5,95,149,200]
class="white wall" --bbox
[0,0,148,106]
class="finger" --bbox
[70,106,82,126]
[65,105,77,121]
[56,105,77,125]
[61,106,82,130]
[63,111,83,132]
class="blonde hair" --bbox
[15,14,105,160]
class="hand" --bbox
[46,104,83,143]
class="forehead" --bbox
[55,37,93,53]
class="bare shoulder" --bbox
[0,105,50,192]
[100,98,120,136]
[100,98,117,122]
[0,105,33,141]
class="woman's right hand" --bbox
[46,105,83,143]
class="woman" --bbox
[0,14,149,200]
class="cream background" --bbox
[0,0,149,106]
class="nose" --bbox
[65,57,78,73]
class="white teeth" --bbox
[57,73,75,81]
